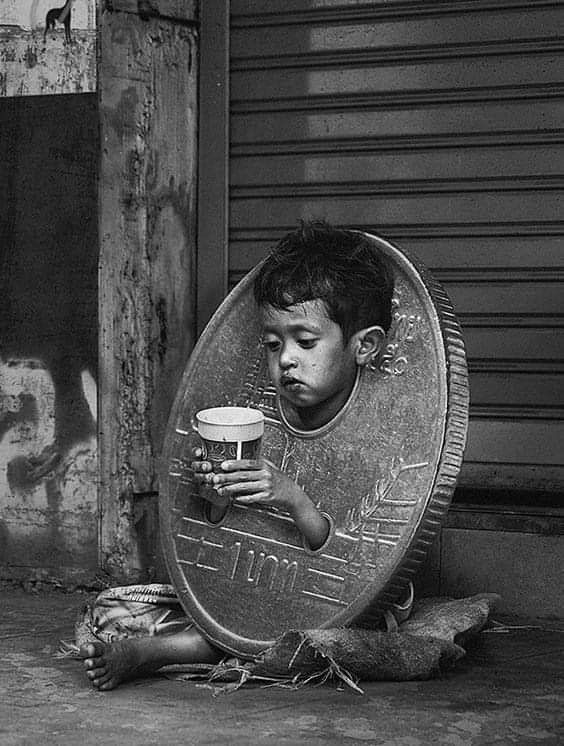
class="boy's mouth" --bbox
[281,375,303,390]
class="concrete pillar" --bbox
[98,0,198,580]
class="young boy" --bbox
[81,220,394,690]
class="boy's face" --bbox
[260,300,358,430]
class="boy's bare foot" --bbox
[80,628,223,690]
[81,639,159,690]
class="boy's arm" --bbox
[210,459,331,551]
[284,486,331,551]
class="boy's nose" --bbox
[279,346,297,369]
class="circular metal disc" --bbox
[160,233,469,659]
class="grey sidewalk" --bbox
[1,589,562,745]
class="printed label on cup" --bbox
[195,406,264,472]
[200,438,262,468]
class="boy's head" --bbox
[253,220,395,430]
[253,219,394,341]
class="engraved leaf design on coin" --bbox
[345,457,428,536]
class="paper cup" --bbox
[195,406,264,471]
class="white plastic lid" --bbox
[195,406,264,442]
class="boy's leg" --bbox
[81,627,223,690]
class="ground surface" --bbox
[1,590,562,745]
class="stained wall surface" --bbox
[0,1,98,583]
[0,0,96,97]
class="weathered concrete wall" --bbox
[1,0,95,30]
[0,29,96,96]
[0,0,96,97]
[1,0,198,584]
[0,359,98,582]
[98,4,198,581]
[0,5,99,584]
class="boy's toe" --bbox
[98,676,119,691]
[87,666,106,680]
[80,641,105,659]
[83,656,102,669]
[93,671,113,688]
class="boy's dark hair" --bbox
[253,220,394,339]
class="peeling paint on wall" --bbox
[0,29,96,95]
[0,0,96,96]
[1,0,95,31]
[0,358,98,573]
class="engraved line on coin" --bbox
[233,502,294,522]
[335,531,399,544]
[179,518,208,527]
[302,567,347,601]
[178,560,219,572]
[180,519,302,553]
[363,517,408,525]
[301,590,347,606]
[215,525,349,567]
[176,534,224,572]
[307,568,346,582]
[380,499,418,507]
[177,531,224,547]
[179,517,348,565]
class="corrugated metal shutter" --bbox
[224,0,564,493]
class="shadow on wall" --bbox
[0,92,99,574]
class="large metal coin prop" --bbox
[160,233,469,659]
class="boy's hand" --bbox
[192,449,330,550]
[210,458,303,514]
[190,447,230,510]
[212,459,331,550]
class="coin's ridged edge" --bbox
[352,246,470,628]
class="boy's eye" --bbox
[263,339,280,352]
[298,338,317,349]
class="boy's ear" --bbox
[352,326,386,366]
